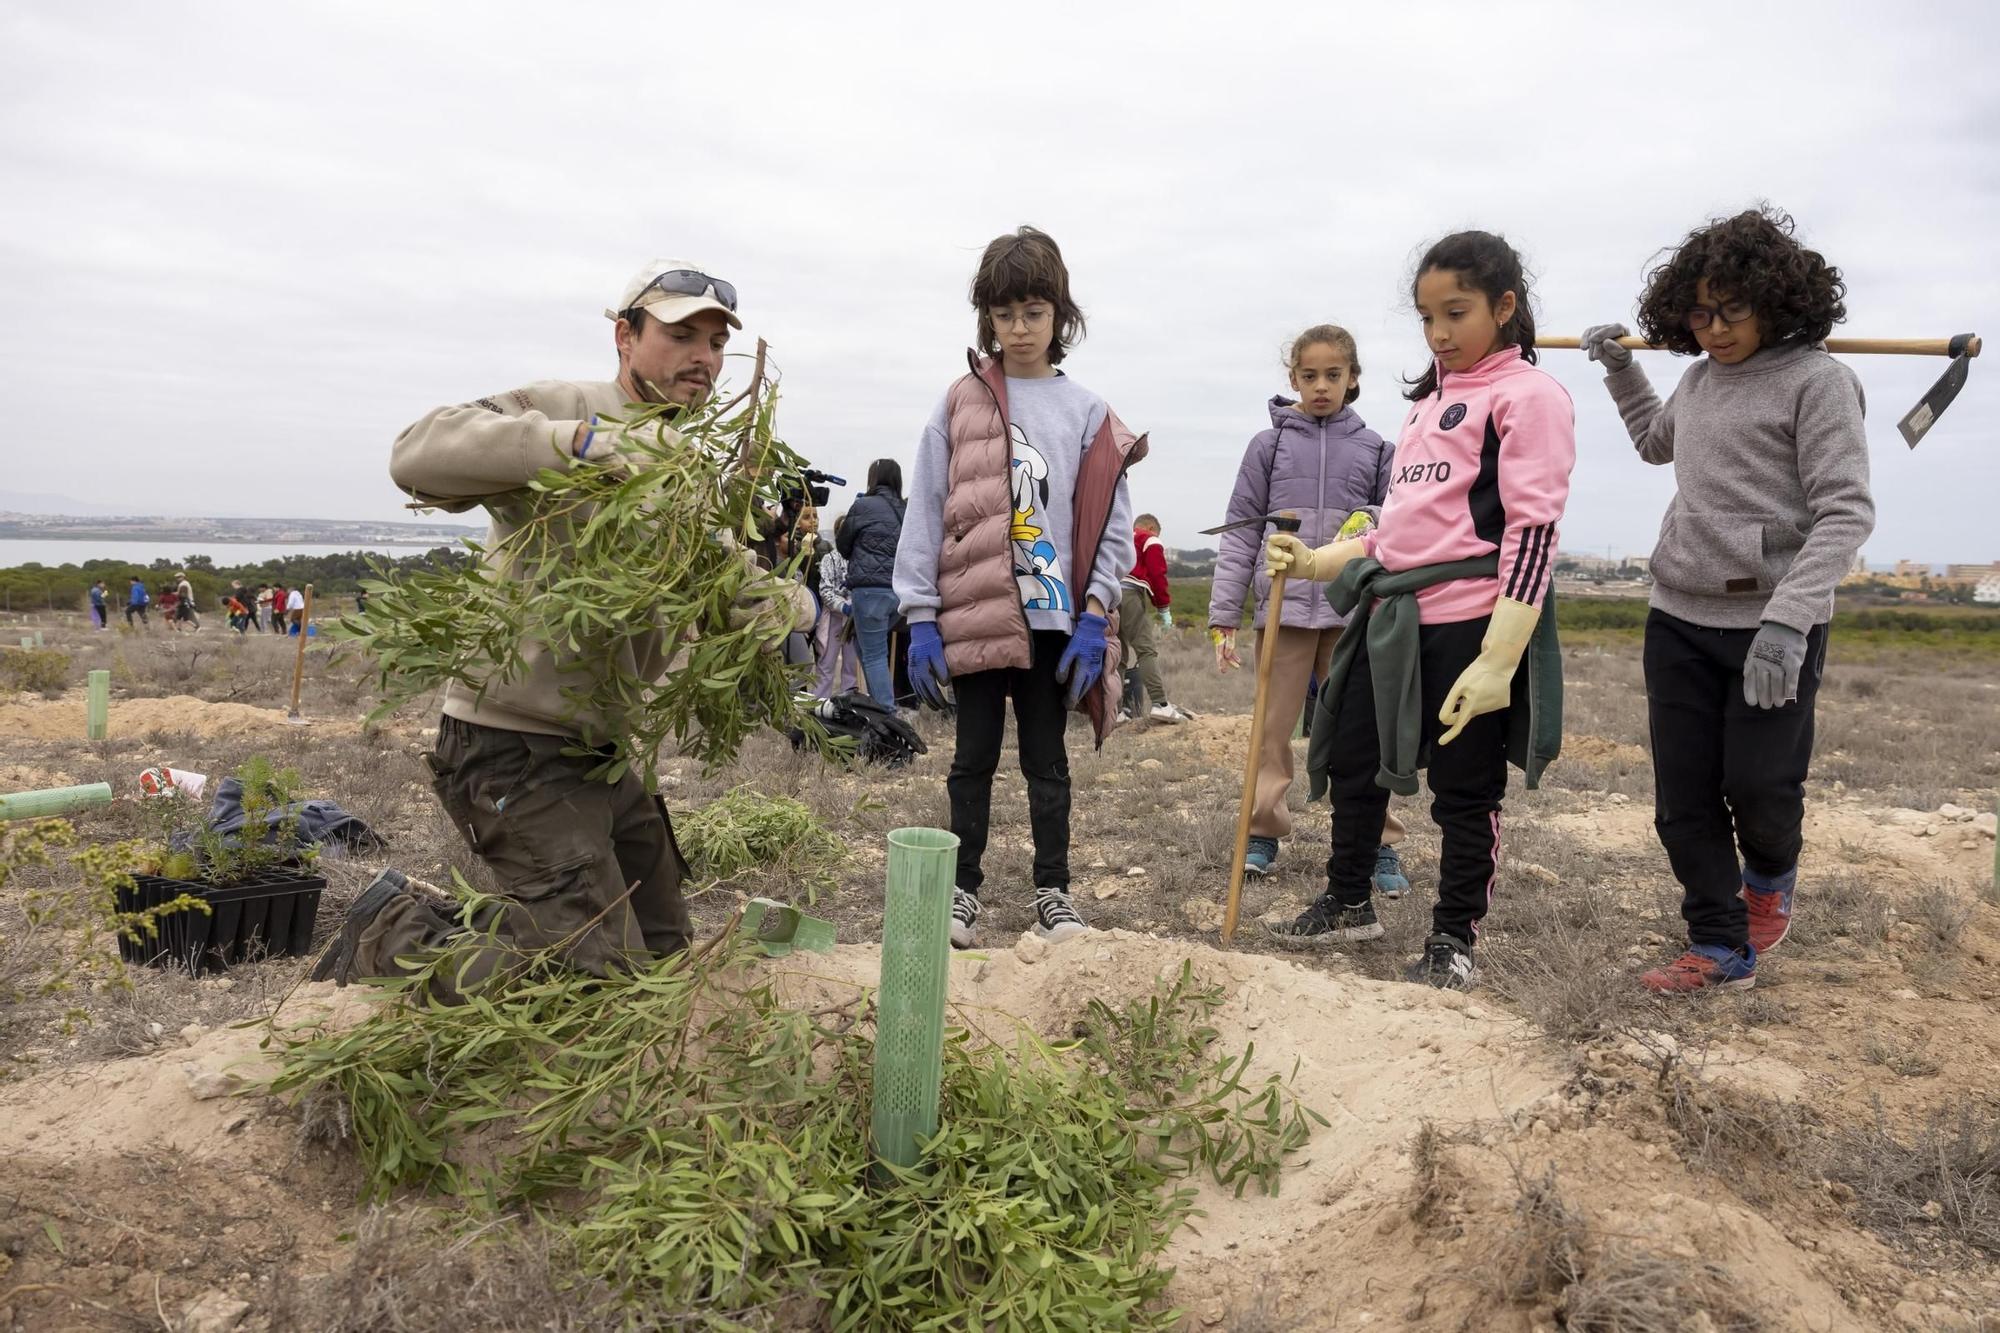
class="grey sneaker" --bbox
[950,888,980,950]
[1034,887,1089,942]
[1264,896,1382,948]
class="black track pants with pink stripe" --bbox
[1322,617,1509,947]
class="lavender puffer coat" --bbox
[1208,397,1394,632]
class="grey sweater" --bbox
[1605,342,1874,632]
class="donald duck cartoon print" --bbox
[1007,422,1070,612]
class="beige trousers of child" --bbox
[1253,624,1406,847]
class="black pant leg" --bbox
[1644,610,1745,951]
[946,668,1011,893]
[1722,622,1826,883]
[1011,631,1073,891]
[1323,641,1392,908]
[1418,619,1510,945]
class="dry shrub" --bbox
[1654,1049,1808,1204]
[1813,1099,2000,1259]
[0,646,71,697]
[1784,868,1892,949]
[1481,1164,1764,1331]
[272,1206,631,1333]
[1409,1119,1463,1232]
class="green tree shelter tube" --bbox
[0,782,113,822]
[871,826,959,1170]
[87,669,109,740]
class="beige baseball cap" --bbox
[606,259,742,329]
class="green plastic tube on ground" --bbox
[0,782,114,822]
[871,826,959,1171]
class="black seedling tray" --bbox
[116,868,326,975]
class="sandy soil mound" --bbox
[0,689,322,743]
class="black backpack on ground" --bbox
[790,692,926,769]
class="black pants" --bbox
[1322,618,1508,946]
[948,630,1071,894]
[1644,610,1826,952]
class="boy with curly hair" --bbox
[1581,207,1874,994]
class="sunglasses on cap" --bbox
[632,268,737,313]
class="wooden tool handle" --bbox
[1221,511,1301,945]
[1540,334,1981,358]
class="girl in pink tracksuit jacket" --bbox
[1267,230,1575,990]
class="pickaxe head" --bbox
[1200,510,1303,537]
[1899,332,1981,448]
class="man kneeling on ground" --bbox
[315,259,787,1001]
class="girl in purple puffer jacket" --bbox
[1208,324,1408,886]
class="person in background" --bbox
[172,571,200,631]
[837,457,907,707]
[814,516,861,698]
[125,576,150,629]
[256,583,274,632]
[1209,323,1406,887]
[355,586,369,616]
[286,584,306,635]
[1118,513,1190,724]
[88,579,108,630]
[269,583,288,633]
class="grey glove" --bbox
[1743,622,1807,709]
[1581,323,1633,374]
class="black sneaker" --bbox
[1034,887,1089,943]
[949,888,980,950]
[1405,933,1477,990]
[1264,896,1382,948]
[310,869,410,985]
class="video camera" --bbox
[797,468,847,509]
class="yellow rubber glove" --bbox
[1265,533,1366,584]
[1436,595,1540,746]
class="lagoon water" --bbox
[0,538,467,569]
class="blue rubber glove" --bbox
[1056,612,1109,710]
[908,620,952,711]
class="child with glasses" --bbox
[1580,206,1873,994]
[893,226,1143,949]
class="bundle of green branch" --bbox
[271,942,1321,1331]
[338,382,822,783]
[678,784,846,901]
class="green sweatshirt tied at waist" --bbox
[1305,556,1564,800]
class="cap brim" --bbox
[638,294,742,330]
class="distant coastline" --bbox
[0,512,482,547]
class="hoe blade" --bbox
[1899,351,1973,448]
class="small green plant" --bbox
[337,381,829,785]
[272,944,1321,1330]
[0,818,208,1017]
[134,754,310,886]
[677,784,846,900]
[0,647,70,697]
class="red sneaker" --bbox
[1641,945,1757,995]
[1742,883,1793,954]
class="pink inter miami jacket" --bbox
[1364,344,1576,624]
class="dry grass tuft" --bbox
[270,1206,636,1333]
[1813,1099,2000,1260]
[1408,1119,1463,1233]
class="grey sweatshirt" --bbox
[897,371,1133,634]
[1605,342,1874,632]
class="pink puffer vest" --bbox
[935,352,1147,747]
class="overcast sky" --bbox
[4,1,1996,562]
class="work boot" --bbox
[310,869,412,986]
